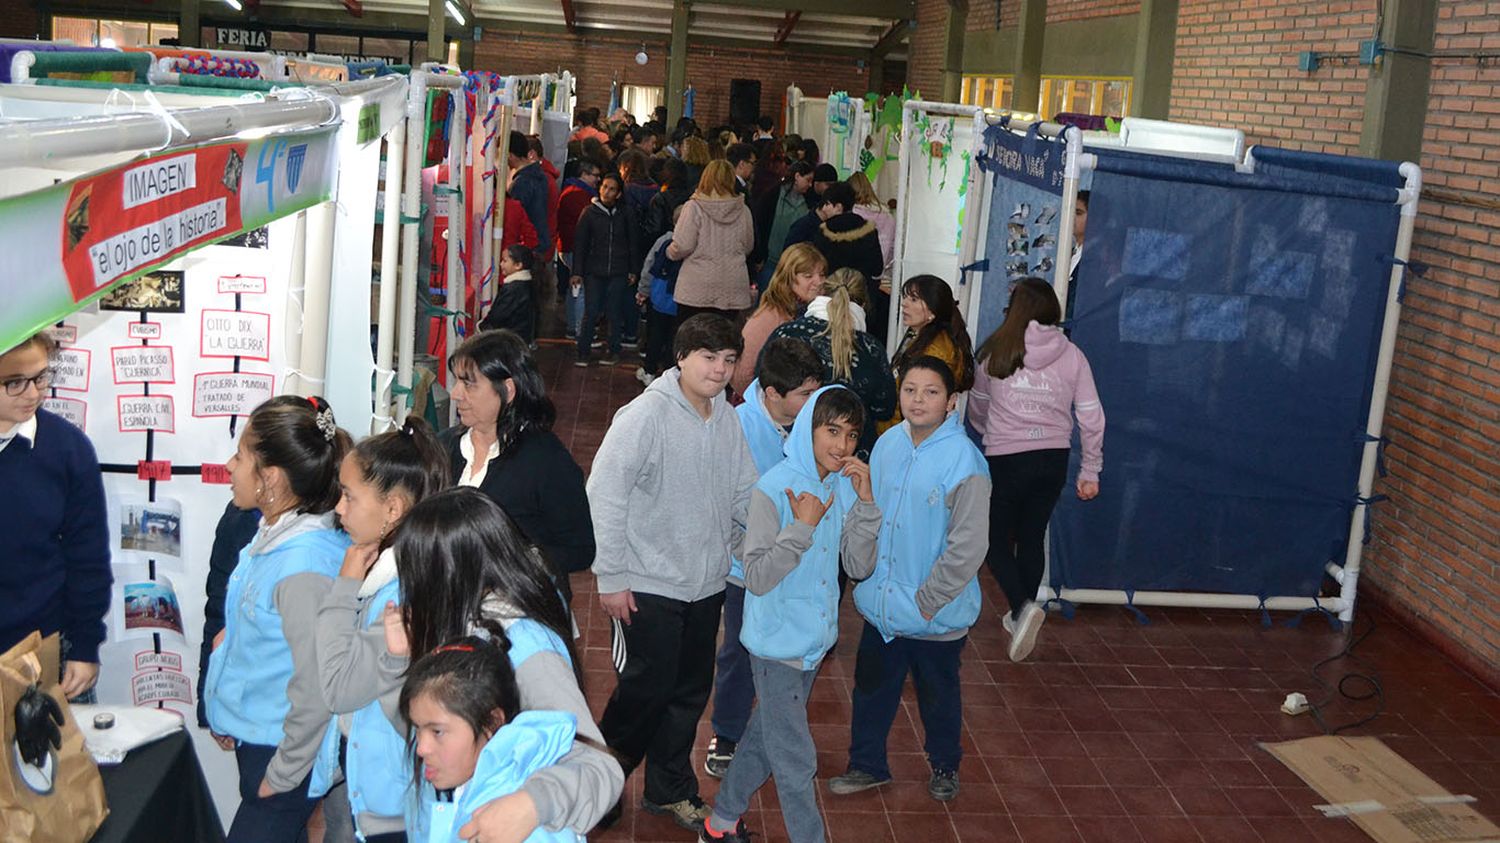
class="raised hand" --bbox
[339,543,380,579]
[839,456,874,502]
[786,488,834,527]
[382,601,410,657]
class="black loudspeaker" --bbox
[729,79,761,126]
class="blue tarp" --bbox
[1048,149,1403,598]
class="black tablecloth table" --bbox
[91,730,226,843]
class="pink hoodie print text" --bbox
[967,321,1105,482]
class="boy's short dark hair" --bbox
[673,314,743,360]
[822,182,855,213]
[810,387,866,434]
[508,130,529,160]
[758,337,824,396]
[526,134,545,158]
[726,142,756,167]
[757,116,774,132]
[899,354,957,395]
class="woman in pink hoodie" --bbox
[967,278,1104,663]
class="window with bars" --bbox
[962,74,1133,120]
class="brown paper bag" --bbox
[0,632,109,843]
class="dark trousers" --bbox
[710,583,754,742]
[642,304,676,375]
[600,590,726,805]
[579,275,630,358]
[847,622,967,779]
[227,743,318,843]
[985,449,1069,619]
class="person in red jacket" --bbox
[557,160,602,338]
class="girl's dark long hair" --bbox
[246,395,352,514]
[448,330,556,458]
[348,416,450,549]
[393,488,577,674]
[399,635,520,785]
[978,277,1061,380]
[892,275,976,392]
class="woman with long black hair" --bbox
[443,329,594,602]
[882,274,976,432]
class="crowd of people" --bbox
[0,102,1106,843]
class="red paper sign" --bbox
[137,460,172,481]
[61,144,248,303]
[201,463,232,484]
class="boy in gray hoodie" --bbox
[588,313,759,830]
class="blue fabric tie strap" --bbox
[1354,493,1389,544]
[1380,254,1428,303]
[1257,595,1273,629]
[1356,432,1390,478]
[957,258,989,286]
[1283,599,1343,631]
[1041,594,1076,620]
[1122,589,1150,626]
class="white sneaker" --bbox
[635,367,656,387]
[1002,611,1016,636]
[1007,602,1045,662]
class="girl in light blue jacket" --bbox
[205,396,353,843]
[701,386,881,843]
[399,637,581,843]
[831,356,991,805]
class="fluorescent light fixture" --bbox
[445,1,466,25]
[224,0,243,9]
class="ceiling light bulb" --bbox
[445,1,467,26]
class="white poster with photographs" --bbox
[117,497,183,564]
[111,563,187,643]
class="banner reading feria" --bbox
[0,126,338,351]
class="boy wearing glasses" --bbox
[0,332,111,702]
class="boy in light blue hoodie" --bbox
[700,386,882,843]
[705,337,826,779]
[829,356,991,804]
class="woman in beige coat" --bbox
[669,159,756,324]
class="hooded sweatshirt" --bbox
[854,203,896,275]
[204,510,350,791]
[741,386,882,670]
[725,378,794,585]
[407,711,581,843]
[668,195,756,310]
[967,320,1105,482]
[854,411,991,642]
[587,367,759,602]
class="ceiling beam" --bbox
[694,0,915,19]
[476,17,878,58]
[560,0,578,32]
[773,11,800,46]
[871,18,911,56]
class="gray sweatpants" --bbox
[711,656,825,843]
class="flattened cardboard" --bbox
[1263,736,1500,842]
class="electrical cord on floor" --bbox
[1305,611,1385,735]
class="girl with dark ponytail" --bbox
[204,395,354,842]
[308,415,450,842]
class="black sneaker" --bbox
[704,735,736,779]
[600,353,620,366]
[828,769,891,795]
[642,795,711,830]
[929,769,960,802]
[574,356,590,368]
[698,817,753,843]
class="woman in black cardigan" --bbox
[442,330,595,604]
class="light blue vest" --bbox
[854,413,990,642]
[205,527,350,745]
[739,386,860,670]
[729,379,791,583]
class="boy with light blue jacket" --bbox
[700,385,882,843]
[830,356,991,804]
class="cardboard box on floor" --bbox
[1264,736,1500,843]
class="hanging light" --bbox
[445,0,466,25]
[635,43,648,65]
[223,0,243,10]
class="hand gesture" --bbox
[339,542,380,580]
[1076,479,1099,501]
[839,456,873,502]
[382,601,410,657]
[60,660,100,699]
[635,291,648,307]
[786,488,834,527]
[599,589,639,624]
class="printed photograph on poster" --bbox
[200,310,271,360]
[50,347,91,392]
[119,499,182,558]
[131,668,194,707]
[192,371,274,417]
[99,270,186,313]
[122,577,186,640]
[117,395,176,433]
[41,396,86,429]
[111,344,175,385]
[221,225,269,249]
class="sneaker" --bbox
[592,339,605,350]
[704,735,736,779]
[928,769,960,802]
[600,353,620,366]
[574,356,590,368]
[622,339,640,350]
[828,769,891,795]
[635,367,657,387]
[698,817,752,843]
[642,795,711,830]
[1008,601,1046,662]
[1002,611,1016,636]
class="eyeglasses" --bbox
[3,368,53,396]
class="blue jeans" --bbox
[710,583,754,742]
[847,622,967,779]
[711,657,822,843]
[578,275,629,358]
[566,283,586,335]
[227,742,319,843]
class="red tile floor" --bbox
[535,338,1500,843]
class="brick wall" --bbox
[1360,1,1500,686]
[473,31,877,127]
[908,0,950,98]
[0,0,39,39]
[966,0,1139,34]
[1170,0,1375,154]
